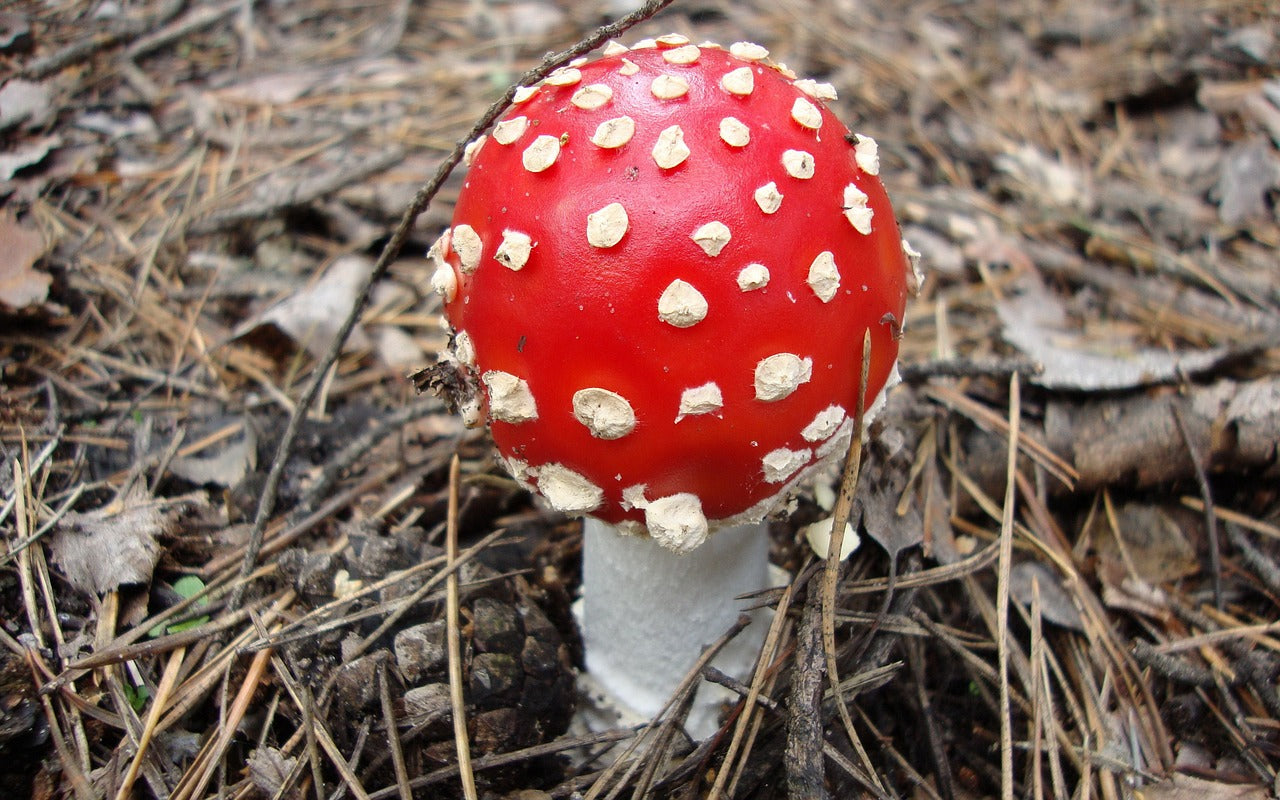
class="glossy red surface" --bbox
[441,42,909,527]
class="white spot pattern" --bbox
[807,251,840,303]
[492,116,528,145]
[794,79,838,101]
[591,116,636,149]
[754,182,783,214]
[729,41,769,61]
[522,135,561,173]
[544,67,581,86]
[790,97,822,130]
[782,149,815,179]
[691,221,731,256]
[652,125,690,168]
[842,184,874,235]
[463,135,486,165]
[662,45,700,64]
[645,494,708,553]
[676,383,723,421]
[571,84,614,110]
[452,330,476,366]
[762,447,812,483]
[482,371,538,423]
[650,74,690,99]
[754,354,812,401]
[801,405,847,441]
[536,463,603,514]
[452,224,482,274]
[854,134,880,175]
[572,388,637,439]
[494,230,533,270]
[737,263,770,291]
[658,279,708,327]
[586,202,629,248]
[720,67,754,96]
[719,116,750,147]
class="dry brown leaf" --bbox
[48,486,171,595]
[0,213,49,310]
[246,747,296,796]
[1093,502,1200,588]
[241,255,372,358]
[169,418,257,489]
[1215,138,1280,226]
[1009,560,1085,632]
[998,276,1230,390]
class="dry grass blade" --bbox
[820,330,888,795]
[997,373,1021,800]
[113,646,186,800]
[583,615,753,800]
[376,667,412,800]
[924,383,1077,489]
[707,579,797,800]
[444,454,478,800]
[169,648,273,800]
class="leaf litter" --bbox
[1,0,1278,798]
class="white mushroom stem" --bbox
[578,516,771,738]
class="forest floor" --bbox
[2,0,1279,798]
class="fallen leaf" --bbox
[1008,561,1085,631]
[1092,502,1200,588]
[247,747,297,796]
[0,136,58,180]
[998,275,1230,390]
[168,417,257,488]
[0,79,53,130]
[1137,774,1269,800]
[241,255,372,358]
[0,213,50,310]
[49,486,173,595]
[994,143,1092,212]
[857,474,924,561]
[211,69,329,106]
[1215,138,1280,226]
[372,325,424,371]
[0,13,32,52]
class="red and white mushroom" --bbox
[431,35,913,734]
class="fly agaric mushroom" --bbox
[431,36,913,735]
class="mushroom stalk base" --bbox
[577,517,771,739]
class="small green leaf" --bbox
[124,683,150,712]
[172,575,206,599]
[148,576,211,637]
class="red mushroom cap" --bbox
[433,37,912,552]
